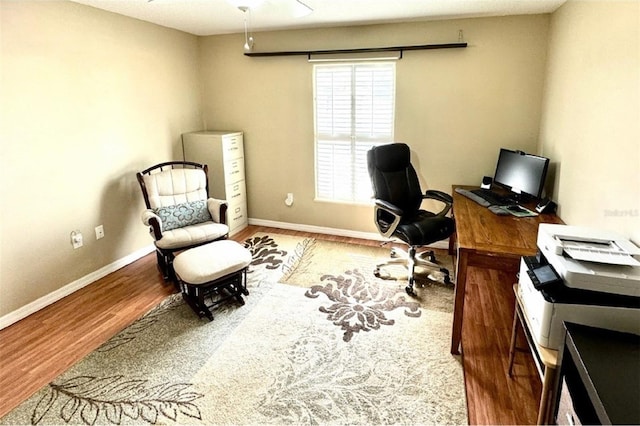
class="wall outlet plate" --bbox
[71,230,83,249]
[95,225,104,240]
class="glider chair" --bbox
[137,161,229,282]
[367,143,456,296]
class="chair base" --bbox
[374,246,451,297]
[179,270,249,321]
[155,249,175,283]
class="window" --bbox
[314,63,396,203]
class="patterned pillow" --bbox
[154,200,212,231]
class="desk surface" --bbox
[453,185,563,258]
[450,185,563,354]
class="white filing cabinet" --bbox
[182,131,248,235]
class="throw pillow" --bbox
[154,200,212,231]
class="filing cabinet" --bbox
[182,131,248,235]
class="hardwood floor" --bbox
[462,266,542,424]
[0,225,541,423]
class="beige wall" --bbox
[199,15,550,232]
[539,0,640,244]
[0,2,202,317]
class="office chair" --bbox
[137,161,229,282]
[367,143,455,296]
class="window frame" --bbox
[313,61,396,205]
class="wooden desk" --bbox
[449,185,562,355]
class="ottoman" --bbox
[173,240,252,320]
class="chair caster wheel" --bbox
[428,250,436,262]
[444,275,451,285]
[405,285,416,297]
[390,248,398,258]
[374,268,381,277]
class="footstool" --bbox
[173,240,252,320]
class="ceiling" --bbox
[70,0,567,36]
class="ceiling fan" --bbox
[146,0,313,50]
[226,0,313,51]
[226,0,312,17]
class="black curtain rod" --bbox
[244,42,467,58]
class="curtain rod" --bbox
[244,42,467,58]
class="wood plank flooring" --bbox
[0,225,542,423]
[462,266,542,424]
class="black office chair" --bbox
[367,143,455,296]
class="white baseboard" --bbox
[247,218,450,250]
[0,245,155,330]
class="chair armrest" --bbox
[207,198,229,225]
[375,199,404,217]
[141,209,163,240]
[424,190,453,217]
[425,190,453,204]
[373,199,403,239]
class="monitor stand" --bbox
[510,192,534,205]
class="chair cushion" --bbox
[174,240,252,285]
[154,200,212,231]
[155,221,229,250]
[396,213,455,246]
[143,168,208,209]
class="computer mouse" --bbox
[488,205,509,215]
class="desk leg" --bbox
[450,249,468,355]
[538,365,558,425]
[448,232,456,256]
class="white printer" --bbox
[518,224,640,350]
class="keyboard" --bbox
[454,188,491,207]
[470,188,512,206]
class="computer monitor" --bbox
[492,148,549,201]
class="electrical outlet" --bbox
[285,193,294,206]
[71,230,83,249]
[95,225,104,240]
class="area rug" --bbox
[0,233,467,425]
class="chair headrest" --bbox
[369,143,411,172]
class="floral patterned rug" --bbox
[1,233,466,425]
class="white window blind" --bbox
[314,63,395,203]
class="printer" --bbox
[518,224,640,350]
